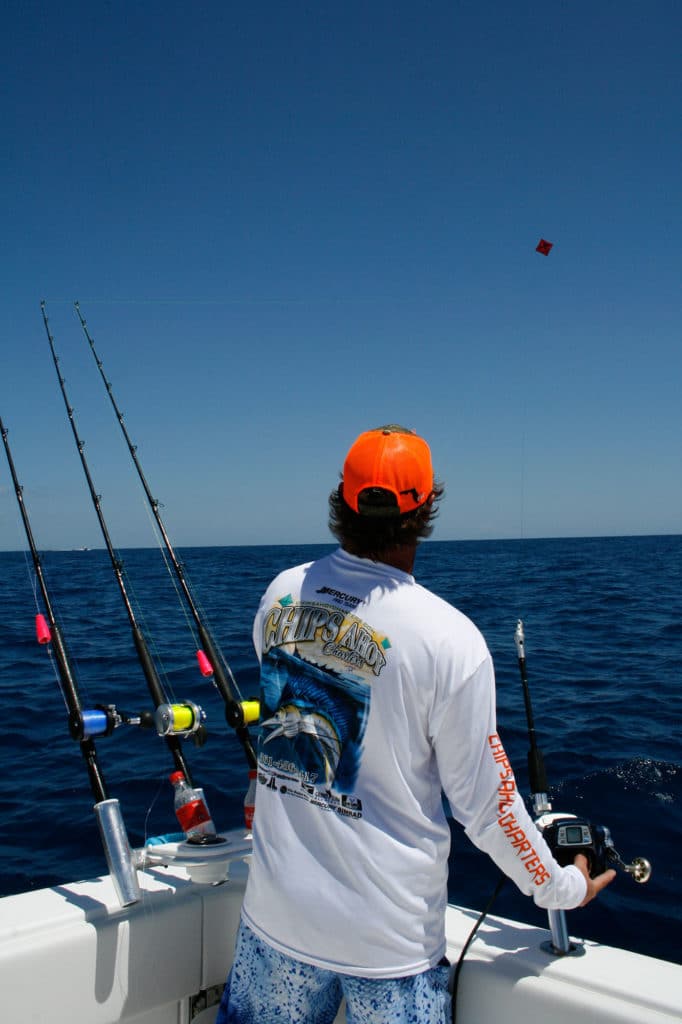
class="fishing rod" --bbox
[452,621,653,1021]
[74,301,258,771]
[0,415,142,906]
[40,301,202,787]
[514,620,550,816]
[514,619,651,955]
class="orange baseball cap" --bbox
[342,425,434,517]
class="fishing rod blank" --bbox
[514,619,550,815]
[40,300,197,786]
[0,415,140,906]
[74,301,258,770]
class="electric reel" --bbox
[537,812,651,883]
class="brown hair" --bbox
[328,482,444,560]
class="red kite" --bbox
[536,238,553,256]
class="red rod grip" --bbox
[197,649,213,677]
[36,614,52,645]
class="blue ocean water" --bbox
[0,537,680,966]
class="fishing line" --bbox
[15,508,89,715]
[449,404,528,1020]
[141,499,202,653]
[36,597,71,714]
[121,565,180,706]
[174,564,247,695]
[74,301,257,771]
[121,477,198,704]
[142,774,169,846]
[513,399,528,623]
[38,632,70,719]
[40,300,197,785]
[22,550,38,606]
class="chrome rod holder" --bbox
[94,798,141,907]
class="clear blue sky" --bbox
[1,1,680,550]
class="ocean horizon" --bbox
[2,528,679,554]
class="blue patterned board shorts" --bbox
[216,920,451,1024]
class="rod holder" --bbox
[94,798,141,907]
[541,909,584,957]
[140,833,252,885]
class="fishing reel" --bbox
[154,701,207,746]
[225,698,260,730]
[69,704,156,740]
[537,812,651,883]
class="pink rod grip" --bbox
[197,649,214,677]
[36,614,52,645]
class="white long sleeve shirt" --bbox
[241,548,586,977]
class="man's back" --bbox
[243,546,490,976]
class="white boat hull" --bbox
[0,829,679,1023]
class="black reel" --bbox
[540,813,651,883]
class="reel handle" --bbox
[612,854,652,884]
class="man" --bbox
[217,425,614,1024]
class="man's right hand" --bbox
[574,853,616,906]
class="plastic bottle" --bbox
[244,770,257,831]
[169,771,216,839]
